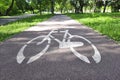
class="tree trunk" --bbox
[0,12,2,16]
[103,1,108,13]
[103,4,107,13]
[75,7,79,13]
[51,0,54,14]
[60,8,63,14]
[79,6,83,13]
[39,1,42,15]
[79,1,84,13]
[75,9,79,13]
[5,0,15,15]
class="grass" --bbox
[0,16,11,18]
[66,13,120,42]
[0,14,53,42]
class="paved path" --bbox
[0,14,120,80]
[0,14,36,25]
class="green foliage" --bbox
[0,0,11,15]
[16,0,26,13]
[70,0,86,13]
[0,0,120,15]
[110,0,120,12]
[9,2,21,15]
[67,13,120,41]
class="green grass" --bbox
[66,13,120,42]
[0,16,10,18]
[0,14,53,42]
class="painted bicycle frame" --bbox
[17,29,101,64]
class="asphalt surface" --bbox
[0,14,36,25]
[0,14,120,80]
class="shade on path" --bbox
[0,14,120,80]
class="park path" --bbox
[0,14,120,80]
[0,14,36,25]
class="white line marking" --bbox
[67,35,90,63]
[27,39,51,64]
[70,47,90,63]
[37,30,54,45]
[71,35,101,63]
[50,35,61,44]
[27,36,43,44]
[17,45,27,64]
[17,36,48,64]
[63,30,69,42]
[92,45,101,63]
[59,42,84,48]
[16,29,101,64]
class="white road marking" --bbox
[37,30,55,45]
[92,45,101,63]
[50,35,61,44]
[59,42,84,48]
[16,29,101,64]
[17,45,27,64]
[70,47,90,63]
[27,39,51,64]
[59,30,84,48]
[63,30,69,42]
[70,35,101,63]
[17,36,48,64]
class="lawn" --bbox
[0,16,10,18]
[67,13,120,42]
[0,14,53,42]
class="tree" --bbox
[5,0,15,15]
[103,0,109,13]
[70,0,88,13]
[0,0,5,15]
[51,0,55,14]
[16,0,26,13]
[111,0,120,12]
[78,0,88,13]
[56,0,67,13]
[94,0,103,12]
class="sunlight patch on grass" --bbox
[0,16,10,18]
[67,13,120,42]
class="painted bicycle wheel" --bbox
[16,35,51,64]
[68,35,101,63]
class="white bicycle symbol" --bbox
[17,29,101,64]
